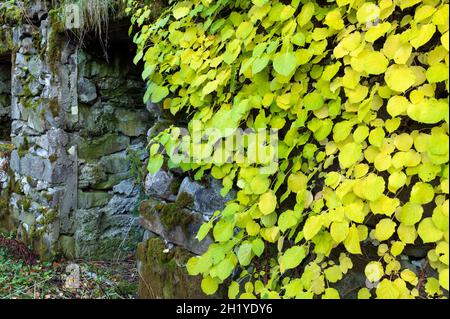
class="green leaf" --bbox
[217,258,234,280]
[356,3,380,23]
[278,245,307,273]
[273,52,297,76]
[385,64,416,92]
[151,85,169,103]
[303,92,324,111]
[147,154,164,174]
[252,238,265,257]
[407,98,448,124]
[228,281,240,299]
[278,210,298,233]
[250,175,270,195]
[252,56,270,74]
[303,215,323,240]
[397,202,423,226]
[410,182,434,204]
[376,279,400,299]
[365,261,384,282]
[322,288,340,299]
[374,219,396,241]
[297,2,315,27]
[202,80,219,96]
[173,1,192,20]
[258,192,277,215]
[213,219,234,242]
[330,221,349,243]
[237,242,254,266]
[426,63,449,83]
[324,265,343,283]
[196,222,213,241]
[201,276,219,295]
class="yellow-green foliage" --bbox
[129,0,449,299]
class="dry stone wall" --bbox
[1,3,152,261]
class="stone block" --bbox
[76,133,130,160]
[77,190,112,209]
[139,198,212,255]
[144,170,177,200]
[176,176,235,216]
[137,237,220,299]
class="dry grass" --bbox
[59,0,123,59]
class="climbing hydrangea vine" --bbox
[127,0,449,299]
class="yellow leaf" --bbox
[385,65,416,92]
[376,279,400,299]
[365,261,384,282]
[330,221,349,243]
[356,3,380,23]
[344,224,362,254]
[375,219,396,241]
[418,218,443,243]
[303,215,323,240]
[258,192,277,215]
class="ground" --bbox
[0,246,138,299]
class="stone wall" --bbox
[2,4,151,261]
[69,48,151,260]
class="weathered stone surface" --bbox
[76,134,130,160]
[104,180,140,216]
[78,191,112,209]
[78,102,117,137]
[10,151,52,182]
[177,176,235,216]
[100,151,130,174]
[92,172,131,190]
[116,108,151,137]
[79,163,107,189]
[137,237,217,299]
[74,208,143,260]
[113,179,138,197]
[77,77,97,103]
[139,198,212,255]
[57,235,76,259]
[27,55,42,78]
[5,16,150,263]
[144,170,176,200]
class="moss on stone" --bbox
[21,197,31,211]
[48,98,59,117]
[0,143,14,155]
[47,9,64,74]
[137,237,208,299]
[48,153,58,163]
[139,198,194,231]
[175,191,193,208]
[17,137,29,158]
[159,203,194,230]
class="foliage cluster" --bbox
[126,0,448,299]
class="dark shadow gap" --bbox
[0,58,12,142]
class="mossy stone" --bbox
[137,237,217,299]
